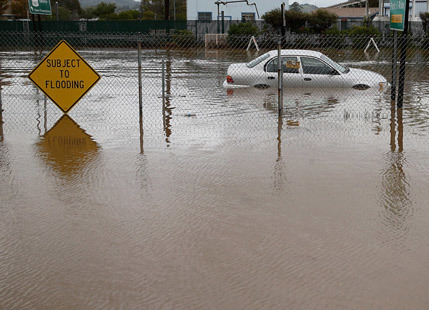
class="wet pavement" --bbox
[1,48,429,309]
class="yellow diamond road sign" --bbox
[28,40,100,113]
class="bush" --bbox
[142,10,155,20]
[263,9,306,33]
[308,9,338,33]
[325,27,342,36]
[420,12,429,33]
[347,25,380,36]
[227,22,259,48]
[261,8,283,30]
[172,29,196,47]
[262,8,337,34]
[228,22,259,36]
[347,26,381,48]
[285,10,307,33]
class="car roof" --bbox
[267,49,322,57]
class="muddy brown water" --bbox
[1,48,429,309]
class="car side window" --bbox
[301,57,334,75]
[266,57,300,73]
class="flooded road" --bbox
[1,48,429,309]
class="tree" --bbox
[308,9,338,33]
[142,10,155,20]
[82,7,96,19]
[262,8,306,33]
[227,22,259,48]
[60,0,82,16]
[174,0,186,20]
[140,0,186,20]
[140,0,164,19]
[164,0,169,20]
[290,2,301,12]
[11,0,27,18]
[285,10,307,33]
[262,8,283,29]
[228,22,259,36]
[56,7,72,20]
[42,0,82,20]
[93,2,116,19]
[117,10,140,20]
[0,0,9,16]
[420,12,429,33]
[263,8,337,34]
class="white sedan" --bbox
[224,49,388,91]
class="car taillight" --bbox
[226,75,234,84]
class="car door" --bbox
[265,56,302,88]
[299,56,345,88]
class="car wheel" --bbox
[254,84,270,89]
[352,84,370,90]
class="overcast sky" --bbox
[293,0,346,8]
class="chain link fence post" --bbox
[138,33,144,153]
[138,33,143,117]
[162,57,166,130]
[277,38,283,114]
[391,31,398,102]
[397,0,411,108]
[0,83,3,142]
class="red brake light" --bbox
[226,75,234,84]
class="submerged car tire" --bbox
[254,84,270,89]
[352,84,371,90]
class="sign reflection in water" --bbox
[163,53,173,146]
[379,103,411,246]
[36,114,99,177]
[0,84,3,142]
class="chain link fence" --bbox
[1,31,429,148]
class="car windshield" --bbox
[320,55,349,73]
[246,53,270,68]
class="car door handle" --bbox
[268,76,275,80]
[304,78,312,81]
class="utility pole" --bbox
[165,0,170,20]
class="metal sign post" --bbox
[391,31,398,102]
[390,0,410,108]
[397,0,410,108]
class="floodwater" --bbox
[1,48,429,309]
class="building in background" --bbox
[322,7,380,30]
[1,0,14,20]
[187,0,289,21]
[330,0,429,22]
[376,0,428,21]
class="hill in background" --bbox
[80,0,140,10]
[300,4,318,13]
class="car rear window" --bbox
[246,53,270,68]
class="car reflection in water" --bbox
[225,85,385,120]
[36,114,100,178]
